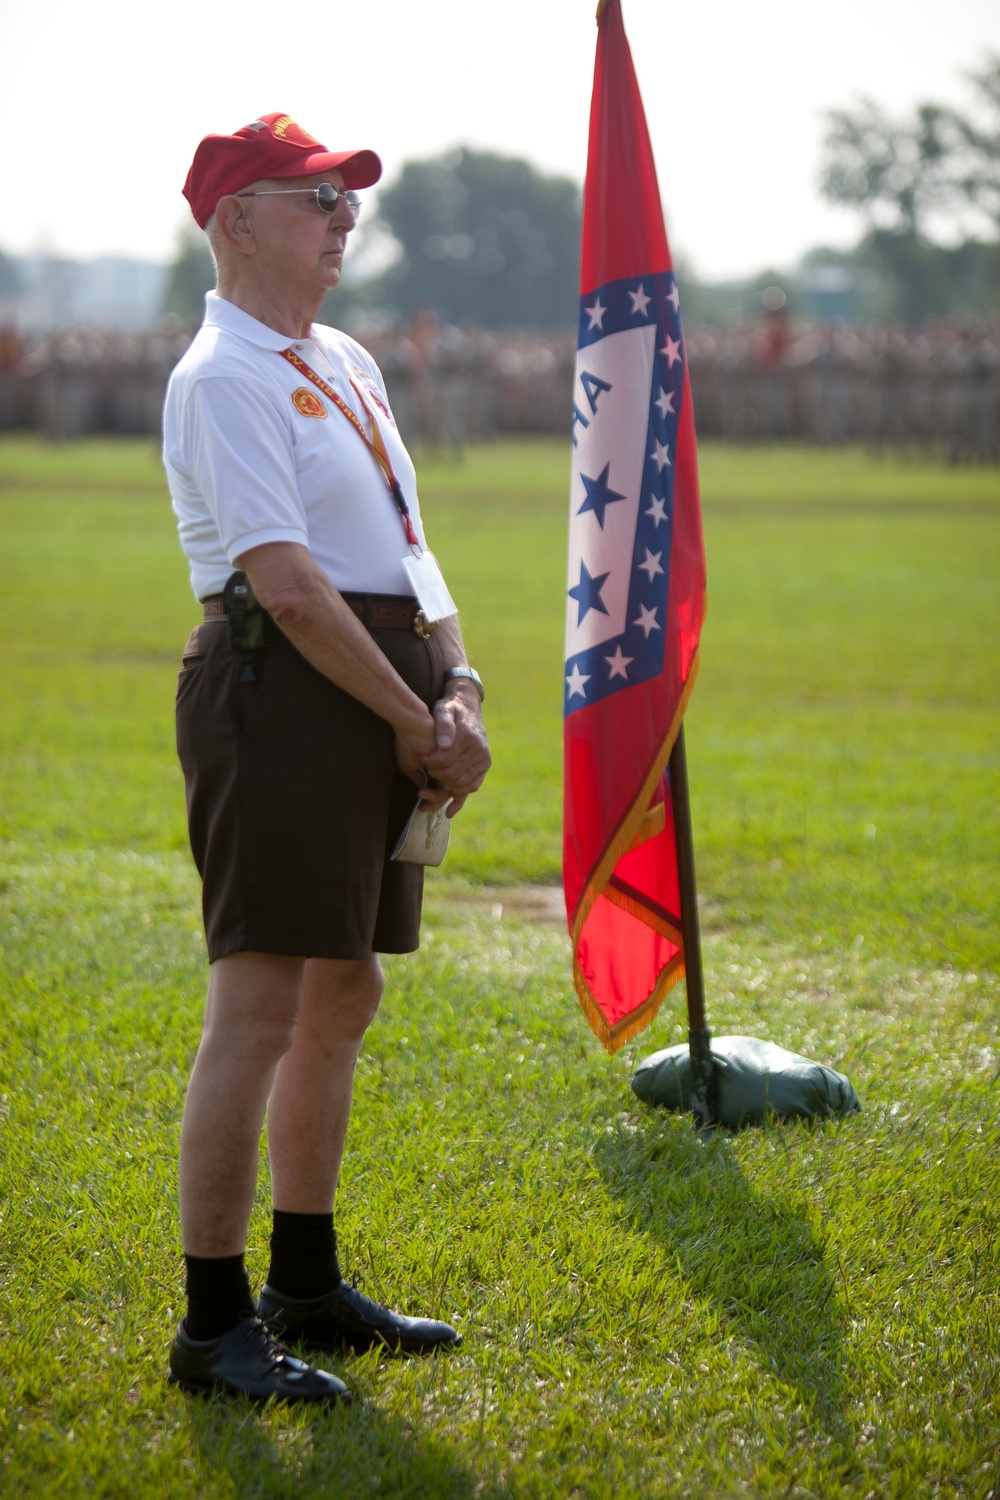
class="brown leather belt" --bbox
[201,591,437,637]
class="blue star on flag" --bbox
[568,559,611,624]
[577,461,627,529]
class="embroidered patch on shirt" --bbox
[291,388,327,419]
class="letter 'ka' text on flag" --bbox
[563,0,706,1052]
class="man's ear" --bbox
[214,195,257,256]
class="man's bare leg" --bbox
[170,951,349,1401]
[266,955,384,1213]
[257,953,461,1353]
[179,950,305,1256]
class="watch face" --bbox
[445,667,484,701]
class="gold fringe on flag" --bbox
[570,648,701,1054]
[595,0,610,19]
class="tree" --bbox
[818,59,1000,321]
[821,57,1000,238]
[947,54,1000,230]
[0,249,21,299]
[820,98,957,237]
[162,225,215,321]
[375,148,581,329]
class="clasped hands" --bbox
[396,690,491,819]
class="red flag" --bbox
[563,0,706,1053]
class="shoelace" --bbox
[345,1276,392,1326]
[245,1318,286,1369]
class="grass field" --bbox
[1,436,998,1497]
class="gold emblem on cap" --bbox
[270,115,318,145]
[291,388,327,419]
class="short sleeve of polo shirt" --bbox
[175,373,309,563]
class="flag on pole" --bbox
[563,0,706,1053]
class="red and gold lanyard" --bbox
[279,346,420,549]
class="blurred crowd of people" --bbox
[686,314,1000,462]
[0,323,192,441]
[1,312,998,462]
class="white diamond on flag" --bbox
[566,324,656,662]
[564,271,685,713]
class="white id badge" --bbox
[402,550,457,623]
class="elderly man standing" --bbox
[162,113,491,1402]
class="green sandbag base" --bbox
[631,1035,861,1128]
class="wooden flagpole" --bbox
[668,724,717,1127]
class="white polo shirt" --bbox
[163,292,429,601]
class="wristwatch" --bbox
[443,666,485,703]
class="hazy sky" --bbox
[1,0,997,279]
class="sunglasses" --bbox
[236,183,362,217]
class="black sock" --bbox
[266,1210,342,1299]
[183,1253,256,1340]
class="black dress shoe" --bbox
[257,1280,462,1356]
[169,1314,350,1402]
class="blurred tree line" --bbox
[162,149,581,329]
[374,148,581,326]
[162,227,215,325]
[161,55,999,330]
[815,52,1000,323]
[0,250,21,297]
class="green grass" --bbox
[1,436,998,1497]
[5,435,995,968]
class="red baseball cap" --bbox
[183,112,382,229]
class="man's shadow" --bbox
[183,1365,511,1500]
[594,1108,850,1431]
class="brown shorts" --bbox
[175,612,444,962]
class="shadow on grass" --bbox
[595,1115,850,1431]
[183,1373,511,1500]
